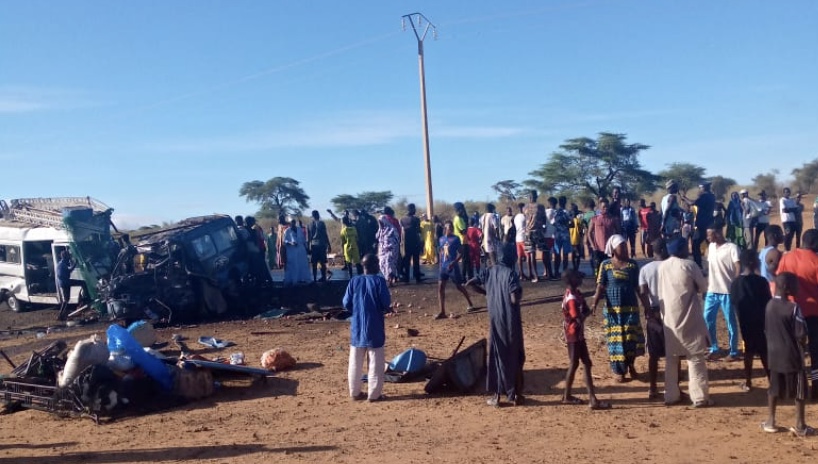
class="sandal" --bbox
[590,401,612,410]
[760,422,779,433]
[647,390,660,401]
[789,426,815,437]
[561,396,584,405]
[739,382,751,393]
[434,313,447,320]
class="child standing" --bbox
[730,249,772,392]
[561,269,610,410]
[344,254,392,402]
[762,272,813,436]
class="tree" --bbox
[792,158,818,194]
[491,180,524,205]
[751,170,780,198]
[524,132,656,200]
[239,177,310,218]
[708,175,737,201]
[657,162,706,197]
[330,191,394,213]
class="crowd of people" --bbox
[335,181,817,436]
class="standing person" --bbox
[355,209,378,257]
[780,187,799,252]
[794,192,805,250]
[740,189,759,250]
[776,229,818,399]
[56,250,76,321]
[524,190,544,282]
[420,213,436,265]
[500,206,515,241]
[344,254,392,402]
[283,216,311,286]
[646,202,663,257]
[480,203,502,267]
[467,241,525,407]
[661,180,683,237]
[703,225,741,361]
[437,221,475,319]
[759,225,784,288]
[638,238,669,399]
[582,200,598,275]
[658,237,712,408]
[638,199,651,257]
[591,234,645,383]
[762,272,812,436]
[681,181,716,268]
[609,186,622,218]
[453,202,470,282]
[399,204,423,283]
[513,202,530,280]
[308,210,331,282]
[587,199,621,278]
[755,190,773,250]
[621,198,638,259]
[813,195,818,231]
[465,218,483,277]
[375,214,400,286]
[552,196,572,279]
[569,203,583,272]
[340,216,363,278]
[730,249,772,392]
[726,191,746,249]
[543,198,558,280]
[275,214,289,271]
[561,269,610,409]
[265,226,277,271]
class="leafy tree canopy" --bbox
[330,191,394,214]
[491,180,525,205]
[239,177,310,219]
[708,175,737,201]
[657,162,706,197]
[525,132,656,200]
[752,170,781,198]
[792,158,818,194]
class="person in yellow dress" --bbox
[421,213,436,264]
[341,216,363,278]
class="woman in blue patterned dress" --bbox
[591,234,645,382]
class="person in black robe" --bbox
[468,231,525,407]
[730,249,772,392]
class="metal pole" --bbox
[403,13,436,218]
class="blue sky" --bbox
[2,1,817,228]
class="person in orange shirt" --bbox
[776,229,818,399]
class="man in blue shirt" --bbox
[56,250,76,321]
[683,181,717,268]
[344,253,392,402]
[437,221,475,319]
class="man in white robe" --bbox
[658,237,712,407]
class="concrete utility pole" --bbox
[402,13,437,218]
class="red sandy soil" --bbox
[1,277,817,464]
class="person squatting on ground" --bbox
[762,272,813,436]
[592,234,645,383]
[730,249,772,392]
[703,224,741,361]
[561,269,610,410]
[638,237,669,399]
[467,239,525,407]
[344,254,391,402]
[658,237,712,408]
[437,221,475,319]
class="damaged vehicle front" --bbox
[99,215,273,323]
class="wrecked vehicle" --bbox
[100,215,273,323]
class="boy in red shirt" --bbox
[561,269,610,410]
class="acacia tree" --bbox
[752,170,781,198]
[525,132,656,199]
[239,177,310,218]
[657,162,706,197]
[330,191,394,213]
[491,180,524,204]
[709,175,737,200]
[792,158,818,193]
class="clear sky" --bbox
[2,1,817,228]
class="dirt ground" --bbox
[2,271,818,464]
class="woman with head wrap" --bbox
[283,215,312,286]
[376,214,401,285]
[592,234,645,382]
